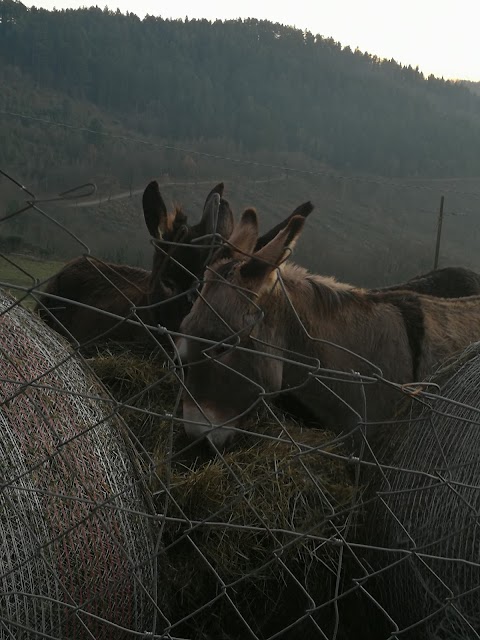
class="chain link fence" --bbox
[1,168,480,639]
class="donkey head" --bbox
[141,181,234,326]
[178,206,309,449]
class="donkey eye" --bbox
[206,341,233,359]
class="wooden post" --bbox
[433,195,445,270]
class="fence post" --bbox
[433,195,445,270]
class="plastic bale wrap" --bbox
[354,342,480,640]
[0,290,157,639]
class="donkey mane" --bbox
[239,261,358,315]
[305,272,359,313]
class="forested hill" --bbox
[1,0,480,179]
[463,80,480,97]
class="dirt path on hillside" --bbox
[66,175,286,207]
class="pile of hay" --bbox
[88,341,178,455]
[90,346,358,639]
[154,429,357,639]
[0,290,156,639]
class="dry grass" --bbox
[88,342,178,455]
[90,345,357,639]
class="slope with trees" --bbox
[1,3,480,182]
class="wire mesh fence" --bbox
[2,167,480,639]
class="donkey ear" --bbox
[142,180,168,239]
[199,192,221,235]
[240,215,305,281]
[216,198,234,239]
[255,201,313,251]
[203,182,224,210]
[224,208,259,259]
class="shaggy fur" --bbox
[378,265,480,298]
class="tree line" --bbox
[1,1,480,181]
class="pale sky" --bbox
[23,0,480,81]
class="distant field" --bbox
[0,255,64,309]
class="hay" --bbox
[355,341,480,640]
[89,345,357,639]
[88,343,177,455]
[0,290,156,639]
[154,427,356,639]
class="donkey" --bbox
[178,209,480,449]
[36,184,315,346]
[379,266,480,297]
[36,181,233,345]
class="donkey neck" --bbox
[263,263,411,380]
[263,263,414,431]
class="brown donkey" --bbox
[178,209,480,448]
[36,181,233,345]
[36,184,316,346]
[379,266,480,297]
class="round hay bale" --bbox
[0,290,156,639]
[355,342,480,639]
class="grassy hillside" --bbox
[3,170,479,291]
[0,254,64,308]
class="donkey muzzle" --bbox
[182,402,235,449]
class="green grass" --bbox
[0,254,64,309]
